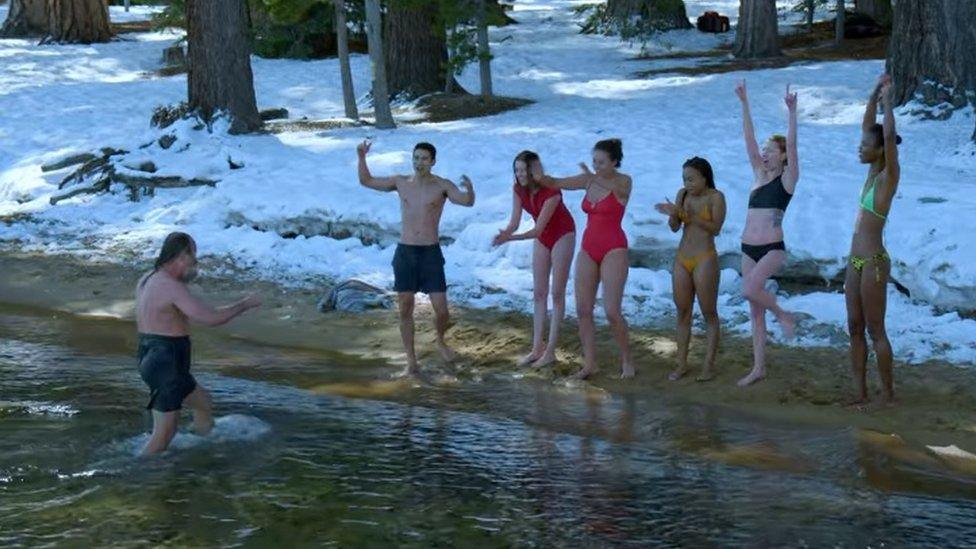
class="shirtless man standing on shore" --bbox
[135,232,261,455]
[357,140,476,376]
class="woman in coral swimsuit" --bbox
[541,139,634,379]
[493,150,577,368]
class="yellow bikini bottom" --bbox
[850,251,889,282]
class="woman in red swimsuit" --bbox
[493,151,577,368]
[541,139,634,379]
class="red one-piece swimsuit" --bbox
[514,184,576,249]
[581,190,627,264]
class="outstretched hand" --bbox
[734,79,748,102]
[784,84,797,111]
[356,139,372,156]
[460,175,473,191]
[492,228,512,247]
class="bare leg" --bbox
[520,240,551,366]
[182,385,214,435]
[862,259,894,404]
[600,248,633,378]
[670,260,695,381]
[738,254,767,387]
[429,292,456,363]
[845,264,869,405]
[141,410,178,455]
[741,249,795,339]
[535,233,575,368]
[573,251,600,379]
[397,292,419,375]
[693,254,721,382]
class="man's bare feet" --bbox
[437,340,457,363]
[695,368,714,382]
[620,364,636,379]
[737,369,766,387]
[517,350,543,367]
[573,367,598,380]
[395,364,421,378]
[778,311,796,341]
[531,352,557,368]
[668,367,689,381]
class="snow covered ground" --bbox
[1,0,974,364]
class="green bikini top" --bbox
[860,174,887,220]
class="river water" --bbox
[2,303,975,547]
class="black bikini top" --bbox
[748,175,792,211]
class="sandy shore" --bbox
[1,249,974,450]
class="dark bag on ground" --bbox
[696,11,730,33]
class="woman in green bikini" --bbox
[847,73,901,406]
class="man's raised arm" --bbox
[357,140,398,192]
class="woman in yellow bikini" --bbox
[655,157,727,381]
[847,74,901,406]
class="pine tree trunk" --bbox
[888,0,976,118]
[186,0,261,134]
[364,0,395,129]
[855,0,891,28]
[384,0,451,99]
[335,0,359,120]
[733,0,780,59]
[605,0,692,31]
[46,0,112,43]
[0,0,47,37]
[834,0,845,45]
[805,0,814,31]
[476,0,492,98]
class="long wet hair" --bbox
[594,138,623,167]
[140,232,195,287]
[513,150,542,193]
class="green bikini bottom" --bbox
[850,251,890,282]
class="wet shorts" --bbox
[392,243,447,294]
[137,334,196,413]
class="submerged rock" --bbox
[318,279,392,313]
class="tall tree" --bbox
[888,0,976,137]
[47,0,112,43]
[475,0,492,98]
[335,0,359,120]
[186,0,262,133]
[734,0,780,59]
[384,0,456,99]
[605,0,692,31]
[364,0,395,128]
[834,0,844,45]
[855,0,891,28]
[0,0,47,37]
[805,0,814,31]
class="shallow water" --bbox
[2,304,976,547]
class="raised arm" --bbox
[172,285,260,327]
[357,140,398,192]
[783,84,800,191]
[507,195,561,242]
[441,175,475,207]
[539,162,593,191]
[863,75,883,133]
[880,79,900,186]
[735,80,763,172]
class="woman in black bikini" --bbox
[734,80,799,387]
[847,74,901,406]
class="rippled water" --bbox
[2,303,976,547]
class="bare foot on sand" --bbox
[620,364,636,379]
[573,367,598,380]
[531,352,557,368]
[737,369,766,387]
[437,341,457,363]
[517,350,543,367]
[668,367,689,381]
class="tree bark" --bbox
[888,0,976,118]
[476,0,492,98]
[335,0,359,120]
[805,0,814,31]
[605,0,691,31]
[834,0,845,45]
[186,0,261,134]
[0,0,47,37]
[855,0,891,28]
[364,0,395,129]
[384,0,451,99]
[46,0,112,43]
[733,0,780,59]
